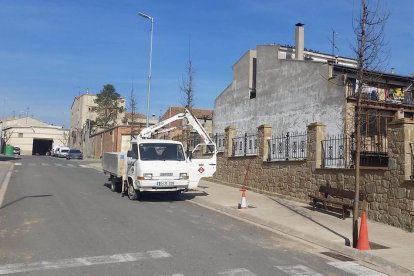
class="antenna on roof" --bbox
[329,29,339,62]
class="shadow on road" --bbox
[102,182,208,202]
[0,155,20,161]
[0,195,53,210]
[269,197,351,246]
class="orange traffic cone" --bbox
[238,189,247,209]
[357,212,371,250]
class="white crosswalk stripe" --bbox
[0,249,171,275]
[15,163,91,169]
[328,261,387,276]
[274,265,323,276]
[218,268,257,276]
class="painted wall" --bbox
[214,45,347,136]
[5,126,69,155]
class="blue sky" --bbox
[1,0,413,127]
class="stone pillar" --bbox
[225,126,236,158]
[388,118,414,181]
[307,122,326,171]
[258,124,272,161]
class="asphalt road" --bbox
[0,156,387,275]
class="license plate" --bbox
[157,181,174,186]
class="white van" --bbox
[56,146,70,158]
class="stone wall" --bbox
[214,119,414,231]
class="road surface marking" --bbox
[0,249,171,275]
[79,165,90,168]
[218,268,257,276]
[328,261,387,275]
[41,163,50,166]
[14,163,22,166]
[54,163,63,167]
[66,164,75,168]
[274,265,323,276]
[0,163,14,208]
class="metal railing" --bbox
[268,132,307,161]
[322,134,388,168]
[214,133,225,152]
[233,133,258,156]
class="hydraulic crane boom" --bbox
[138,108,215,149]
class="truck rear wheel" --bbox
[111,178,121,193]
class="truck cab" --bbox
[125,139,190,199]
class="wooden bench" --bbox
[309,185,365,219]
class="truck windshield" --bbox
[139,143,185,161]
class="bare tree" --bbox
[58,130,70,146]
[180,41,195,152]
[2,129,14,146]
[181,58,195,110]
[351,0,389,248]
[127,83,138,139]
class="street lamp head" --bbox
[138,12,153,20]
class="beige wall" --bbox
[5,126,69,155]
[70,94,98,132]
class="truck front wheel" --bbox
[127,184,139,200]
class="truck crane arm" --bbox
[138,108,215,149]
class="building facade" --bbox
[69,93,127,153]
[213,24,414,139]
[1,116,68,155]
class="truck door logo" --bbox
[198,167,205,173]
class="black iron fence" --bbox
[322,135,352,168]
[233,133,258,156]
[214,133,225,152]
[268,132,307,161]
[322,134,388,168]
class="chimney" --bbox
[295,23,304,60]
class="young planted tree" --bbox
[127,84,138,139]
[94,84,124,128]
[351,0,389,247]
[180,43,195,152]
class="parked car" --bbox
[13,147,21,155]
[56,147,70,158]
[66,149,83,160]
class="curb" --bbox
[189,180,413,276]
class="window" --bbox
[358,109,394,136]
[249,58,257,99]
[131,143,138,158]
[138,143,185,161]
[18,133,23,138]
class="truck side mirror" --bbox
[127,150,137,159]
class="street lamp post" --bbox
[138,12,154,127]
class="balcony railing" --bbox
[322,134,388,168]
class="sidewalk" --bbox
[2,159,413,275]
[191,179,414,276]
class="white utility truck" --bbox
[102,108,217,200]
